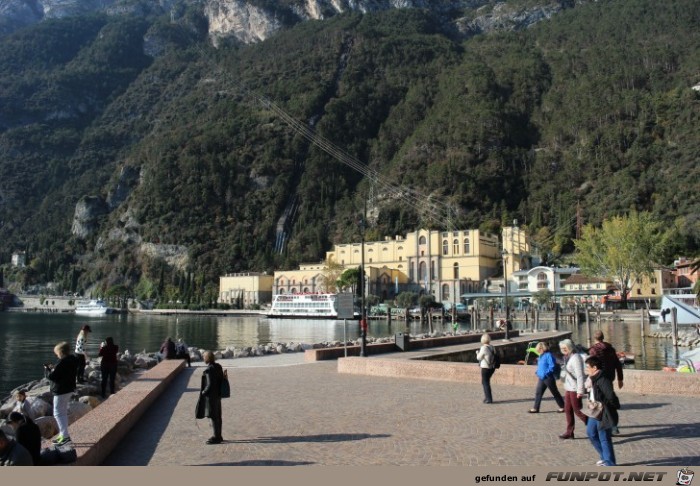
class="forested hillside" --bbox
[0,0,698,302]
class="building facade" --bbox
[219,272,274,307]
[272,226,532,303]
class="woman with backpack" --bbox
[558,339,587,439]
[529,341,565,413]
[476,333,496,404]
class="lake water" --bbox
[0,311,689,400]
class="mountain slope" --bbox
[0,0,698,298]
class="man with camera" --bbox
[44,342,79,446]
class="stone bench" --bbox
[49,359,186,465]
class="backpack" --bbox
[491,346,501,369]
[553,359,561,378]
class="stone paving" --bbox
[103,353,700,466]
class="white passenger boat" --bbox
[74,299,113,316]
[267,293,340,318]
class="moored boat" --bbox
[75,299,113,316]
[267,293,339,319]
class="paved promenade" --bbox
[103,353,700,466]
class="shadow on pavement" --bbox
[614,422,700,445]
[230,433,391,444]
[102,368,197,465]
[618,402,670,410]
[192,460,316,466]
[623,456,700,466]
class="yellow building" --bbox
[272,226,531,303]
[219,272,274,307]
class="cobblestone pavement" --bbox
[103,354,700,466]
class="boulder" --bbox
[29,398,52,418]
[79,395,101,409]
[275,344,287,354]
[67,401,92,423]
[221,348,234,359]
[35,416,58,439]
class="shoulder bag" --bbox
[581,387,604,420]
[220,369,231,398]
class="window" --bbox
[453,239,459,254]
[431,261,435,280]
[453,263,459,279]
[464,238,470,254]
[419,262,427,282]
[537,272,548,289]
[442,239,449,255]
[442,284,450,300]
[637,289,641,295]
[419,236,426,245]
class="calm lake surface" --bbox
[0,311,689,400]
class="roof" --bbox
[563,274,612,285]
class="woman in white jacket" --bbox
[476,333,496,404]
[558,339,587,439]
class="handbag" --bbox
[582,388,604,420]
[220,369,231,398]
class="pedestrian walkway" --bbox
[103,353,700,466]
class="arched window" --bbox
[442,239,449,255]
[453,239,459,254]
[464,238,470,254]
[303,287,309,293]
[453,263,459,279]
[442,284,450,300]
[419,261,427,282]
[419,236,426,245]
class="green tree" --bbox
[574,212,666,309]
[532,289,552,308]
[337,267,360,294]
[396,291,417,309]
[319,257,344,293]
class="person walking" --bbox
[476,333,496,404]
[529,341,565,413]
[196,351,224,444]
[45,341,78,445]
[585,356,620,466]
[74,324,92,383]
[588,330,623,434]
[7,412,41,466]
[558,339,587,439]
[98,337,119,399]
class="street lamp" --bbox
[501,248,510,341]
[552,266,559,331]
[359,206,368,357]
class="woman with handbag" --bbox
[584,356,620,466]
[196,351,224,444]
[558,339,587,439]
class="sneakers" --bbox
[596,460,606,466]
[611,426,620,435]
[52,435,72,445]
[205,436,223,445]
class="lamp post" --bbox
[552,266,559,331]
[501,248,510,340]
[359,207,368,357]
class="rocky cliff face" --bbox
[0,0,589,44]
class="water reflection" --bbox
[0,311,692,399]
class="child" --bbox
[12,390,34,420]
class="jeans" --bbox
[481,367,495,403]
[563,391,588,435]
[587,417,616,466]
[533,375,565,411]
[53,392,72,438]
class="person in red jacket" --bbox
[588,330,623,434]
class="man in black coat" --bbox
[8,412,41,466]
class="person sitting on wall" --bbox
[158,337,177,362]
[175,338,192,367]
